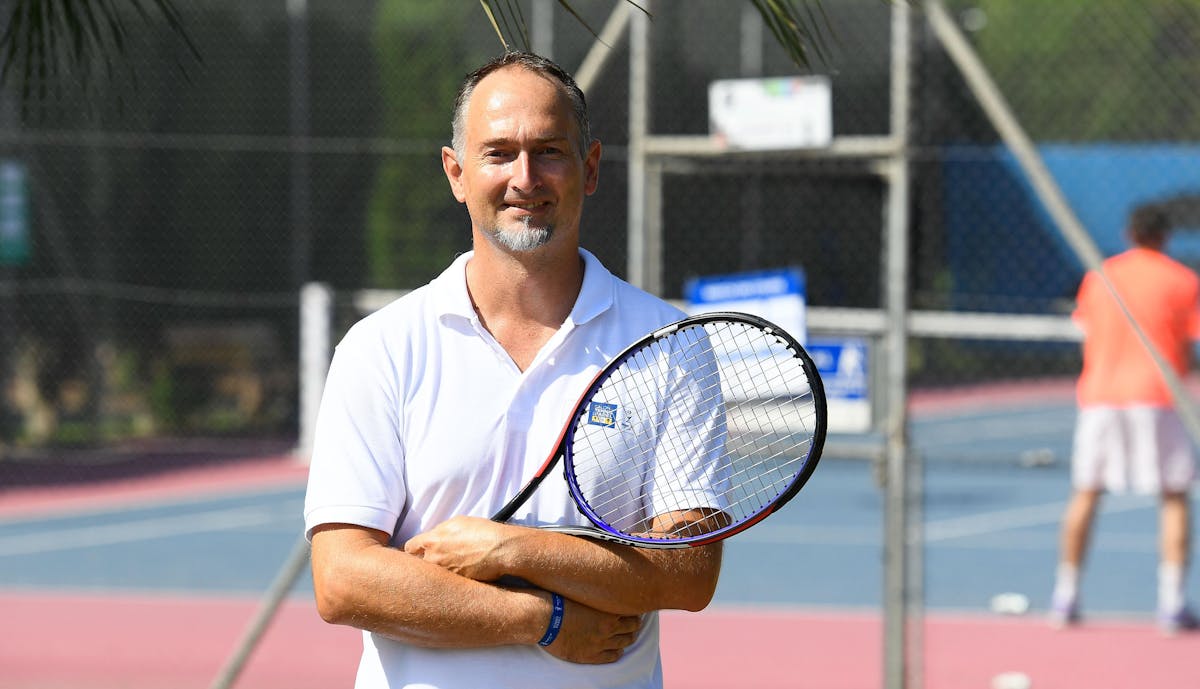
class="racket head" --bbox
[562,312,826,547]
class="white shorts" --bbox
[1072,406,1196,494]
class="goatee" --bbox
[491,218,553,252]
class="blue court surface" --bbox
[1,391,1194,622]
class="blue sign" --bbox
[685,267,805,305]
[0,161,29,266]
[809,337,871,432]
[685,267,807,344]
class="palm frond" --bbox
[478,0,511,52]
[478,0,530,53]
[750,0,834,69]
[0,0,201,118]
[479,0,830,69]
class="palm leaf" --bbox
[0,0,201,117]
[751,0,834,68]
[0,0,865,117]
[478,0,830,69]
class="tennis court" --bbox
[2,379,1197,688]
[1,2,1198,688]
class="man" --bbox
[1050,204,1200,635]
[303,51,722,688]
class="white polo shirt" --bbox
[304,248,685,689]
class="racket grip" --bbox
[537,593,565,647]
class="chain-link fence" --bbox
[6,0,1196,459]
[2,1,1199,687]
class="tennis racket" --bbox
[491,311,826,548]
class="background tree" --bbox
[366,2,481,289]
[0,1,832,117]
[958,0,1200,141]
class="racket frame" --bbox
[491,311,827,548]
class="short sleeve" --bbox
[303,328,407,541]
[1186,275,1200,340]
[1072,270,1100,334]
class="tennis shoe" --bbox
[1047,596,1080,629]
[1157,605,1200,636]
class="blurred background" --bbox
[1,1,1199,688]
[2,0,1198,459]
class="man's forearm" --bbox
[497,527,723,615]
[312,524,648,664]
[311,525,548,648]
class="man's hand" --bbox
[542,595,643,664]
[403,515,514,582]
[404,518,644,664]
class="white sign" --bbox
[709,76,832,150]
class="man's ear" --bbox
[442,146,467,203]
[583,140,601,196]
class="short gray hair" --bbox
[450,51,591,162]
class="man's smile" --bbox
[504,200,551,211]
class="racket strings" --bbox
[569,319,821,541]
[572,335,686,529]
[583,324,806,518]
[582,340,675,526]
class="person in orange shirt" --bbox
[1050,204,1200,634]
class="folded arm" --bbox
[403,514,723,616]
[309,523,642,664]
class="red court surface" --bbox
[0,444,310,520]
[3,430,1199,688]
[2,591,1198,689]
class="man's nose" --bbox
[510,151,539,191]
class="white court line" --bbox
[730,496,1157,548]
[923,495,1154,543]
[0,503,301,557]
[0,483,305,527]
[732,524,880,546]
[914,411,1074,447]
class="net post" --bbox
[297,281,333,463]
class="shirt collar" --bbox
[570,248,615,327]
[431,252,477,323]
[431,248,615,326]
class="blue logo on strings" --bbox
[587,402,618,428]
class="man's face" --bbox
[443,67,600,253]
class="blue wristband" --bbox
[538,593,565,647]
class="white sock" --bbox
[1159,562,1185,613]
[1053,563,1080,604]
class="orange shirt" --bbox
[1074,247,1200,407]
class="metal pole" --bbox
[531,0,554,59]
[626,2,650,290]
[209,536,312,689]
[739,4,764,270]
[645,158,663,295]
[574,2,633,96]
[288,0,312,289]
[883,3,914,688]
